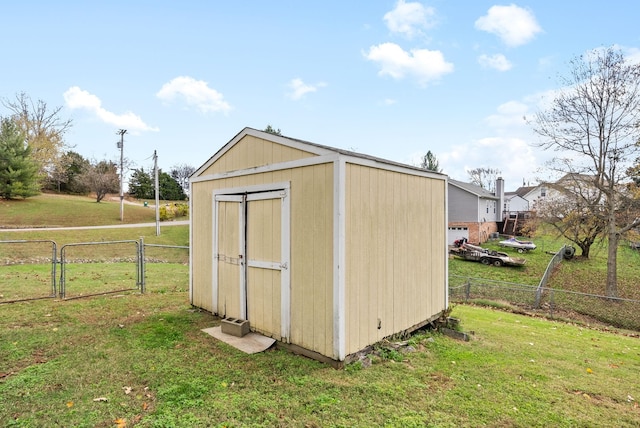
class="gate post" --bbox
[59,246,66,299]
[139,237,146,293]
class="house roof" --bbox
[505,191,523,199]
[192,127,448,179]
[449,178,498,199]
[514,186,536,198]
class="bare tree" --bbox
[530,46,640,297]
[467,167,501,192]
[79,159,119,203]
[170,164,195,197]
[2,92,73,182]
[535,174,607,258]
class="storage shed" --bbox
[189,127,448,365]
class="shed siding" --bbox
[344,164,446,355]
[200,135,316,176]
[191,160,335,358]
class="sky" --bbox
[2,1,639,192]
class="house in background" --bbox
[189,127,448,366]
[447,178,504,245]
[504,191,529,212]
[513,183,547,210]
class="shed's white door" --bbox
[215,196,245,319]
[214,189,290,342]
[246,192,284,340]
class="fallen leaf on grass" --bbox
[142,402,149,411]
[114,418,126,428]
[586,368,593,374]
[66,401,74,408]
[122,386,132,395]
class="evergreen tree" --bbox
[0,117,40,199]
[264,124,282,135]
[420,151,441,173]
[128,168,154,199]
[159,171,186,200]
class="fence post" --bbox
[51,241,58,298]
[465,279,471,302]
[59,246,66,299]
[139,237,145,293]
[534,287,542,309]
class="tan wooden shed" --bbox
[189,127,448,365]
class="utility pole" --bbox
[117,129,127,222]
[153,150,160,236]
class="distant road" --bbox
[0,220,189,232]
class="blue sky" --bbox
[2,1,639,191]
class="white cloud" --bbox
[478,53,513,71]
[435,97,546,187]
[286,78,327,100]
[475,5,542,47]
[156,76,231,114]
[485,101,529,129]
[63,86,159,132]
[384,0,437,39]
[364,42,454,86]
[439,136,538,188]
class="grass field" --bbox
[449,232,640,301]
[2,193,640,426]
[2,296,639,427]
[0,193,160,227]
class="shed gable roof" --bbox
[192,127,447,179]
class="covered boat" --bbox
[498,237,536,253]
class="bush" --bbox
[159,205,175,221]
[159,203,189,221]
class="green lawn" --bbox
[2,193,640,426]
[1,296,638,427]
[449,233,640,301]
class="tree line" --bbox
[0,93,194,202]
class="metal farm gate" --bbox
[59,240,144,299]
[1,238,189,303]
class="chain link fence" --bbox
[450,275,640,331]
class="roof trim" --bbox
[191,127,448,179]
[449,178,498,199]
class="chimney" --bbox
[496,177,505,221]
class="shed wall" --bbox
[344,163,447,355]
[191,162,335,358]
